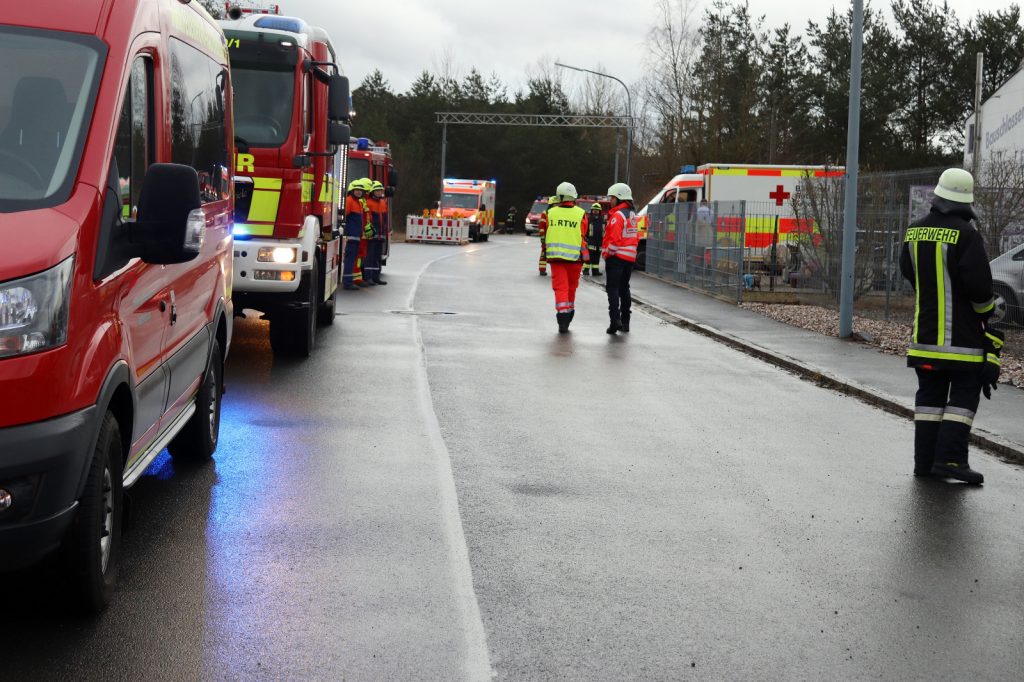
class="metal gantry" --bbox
[434,111,636,190]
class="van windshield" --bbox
[0,27,105,213]
[441,192,479,210]
[230,63,295,147]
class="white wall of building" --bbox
[964,67,1024,169]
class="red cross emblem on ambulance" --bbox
[769,185,790,207]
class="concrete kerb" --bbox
[587,279,1024,466]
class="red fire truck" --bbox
[220,10,351,357]
[347,137,397,265]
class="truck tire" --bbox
[270,262,317,357]
[65,411,123,614]
[167,339,223,462]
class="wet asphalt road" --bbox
[3,236,1024,680]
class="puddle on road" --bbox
[388,310,458,316]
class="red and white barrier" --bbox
[405,216,471,245]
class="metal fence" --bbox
[642,167,1024,323]
[643,167,1024,330]
[644,198,923,319]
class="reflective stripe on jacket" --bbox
[899,205,995,369]
[545,204,587,261]
[602,203,639,262]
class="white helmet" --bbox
[607,182,633,202]
[556,181,578,200]
[934,168,974,204]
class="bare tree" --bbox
[975,151,1024,255]
[790,170,892,298]
[641,0,701,173]
[196,0,224,19]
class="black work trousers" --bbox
[914,367,983,470]
[605,256,633,325]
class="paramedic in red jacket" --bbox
[601,182,639,334]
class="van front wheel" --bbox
[66,411,123,613]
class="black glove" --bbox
[981,360,1000,399]
[980,327,1004,400]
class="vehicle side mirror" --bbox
[328,74,350,121]
[329,121,350,147]
[388,168,398,188]
[131,163,205,265]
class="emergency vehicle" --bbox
[220,10,351,357]
[524,196,548,235]
[439,179,496,242]
[637,164,844,270]
[1,0,234,611]
[347,137,397,264]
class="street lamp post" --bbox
[555,62,632,185]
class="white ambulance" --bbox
[636,163,844,270]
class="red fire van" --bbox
[0,0,234,611]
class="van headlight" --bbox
[0,257,74,359]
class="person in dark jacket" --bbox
[899,168,1004,484]
[584,203,605,276]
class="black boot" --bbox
[557,313,570,333]
[931,461,984,484]
[621,313,630,333]
[606,316,620,334]
[568,310,575,327]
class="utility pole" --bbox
[838,0,864,339]
[971,52,984,178]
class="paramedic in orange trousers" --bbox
[602,183,639,334]
[544,182,589,333]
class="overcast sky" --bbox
[273,0,1020,96]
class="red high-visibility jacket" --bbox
[602,202,639,262]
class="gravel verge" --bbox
[741,303,1024,390]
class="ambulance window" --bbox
[113,57,152,221]
[169,39,228,203]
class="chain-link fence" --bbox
[642,167,1024,327]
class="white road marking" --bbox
[408,245,496,680]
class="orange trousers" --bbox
[549,261,583,313]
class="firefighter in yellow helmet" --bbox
[536,195,559,276]
[342,178,370,290]
[544,182,589,333]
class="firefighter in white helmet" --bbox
[601,182,639,334]
[899,167,1003,484]
[544,181,589,333]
